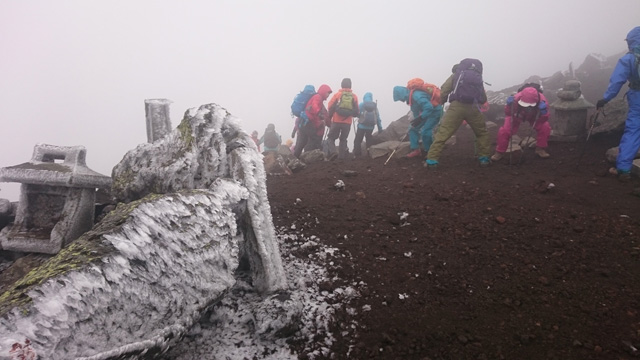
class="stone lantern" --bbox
[549,80,595,142]
[0,144,111,254]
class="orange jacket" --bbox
[327,89,359,125]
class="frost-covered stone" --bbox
[111,103,286,293]
[0,184,248,359]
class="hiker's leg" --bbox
[363,129,374,149]
[353,128,365,156]
[327,123,340,155]
[496,116,517,153]
[408,125,420,150]
[338,123,351,159]
[426,102,465,161]
[466,107,491,158]
[421,112,442,153]
[294,130,309,158]
[533,120,551,148]
[616,96,640,172]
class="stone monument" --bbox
[549,80,595,142]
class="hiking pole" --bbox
[508,103,515,165]
[518,123,536,165]
[518,108,541,166]
[384,133,408,166]
[576,109,603,169]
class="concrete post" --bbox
[145,99,172,143]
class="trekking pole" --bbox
[508,121,513,165]
[384,133,408,166]
[518,109,541,166]
[508,103,515,166]
[576,109,603,169]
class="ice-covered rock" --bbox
[111,103,286,294]
[0,185,244,359]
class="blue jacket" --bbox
[603,26,640,101]
[356,92,383,132]
[393,86,441,121]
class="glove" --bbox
[410,117,426,128]
[596,99,608,110]
[506,95,514,105]
[538,101,548,116]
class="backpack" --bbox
[291,85,316,118]
[358,101,377,126]
[406,78,441,107]
[629,47,640,90]
[263,130,279,148]
[335,91,358,117]
[449,58,485,104]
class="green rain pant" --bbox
[426,101,490,161]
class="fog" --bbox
[1,0,638,201]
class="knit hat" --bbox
[517,87,539,107]
[341,78,352,89]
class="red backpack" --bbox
[407,78,441,107]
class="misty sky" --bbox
[1,1,638,201]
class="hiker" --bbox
[393,79,443,158]
[491,85,551,161]
[596,26,640,182]
[426,59,491,168]
[353,92,383,157]
[251,130,261,152]
[327,78,359,160]
[259,123,282,152]
[294,84,332,158]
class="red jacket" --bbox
[327,88,359,125]
[305,84,332,132]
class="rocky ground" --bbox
[267,124,640,360]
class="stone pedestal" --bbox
[0,144,111,254]
[145,99,172,143]
[550,80,595,142]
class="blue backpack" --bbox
[291,85,316,119]
[358,101,377,126]
[449,58,485,104]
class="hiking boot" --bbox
[406,149,422,158]
[478,156,491,167]
[535,147,550,158]
[609,167,632,182]
[490,152,504,161]
[328,152,338,161]
[619,172,632,182]
[424,159,439,169]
